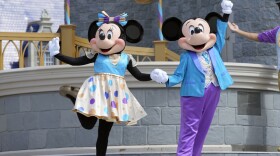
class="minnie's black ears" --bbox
[124,20,144,43]
[205,12,223,34]
[88,20,99,41]
[162,17,183,41]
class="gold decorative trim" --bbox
[94,73,125,79]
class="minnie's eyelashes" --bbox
[107,30,113,40]
[88,20,143,43]
[99,30,105,40]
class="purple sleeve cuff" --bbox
[257,26,280,44]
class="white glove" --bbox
[49,37,60,57]
[221,0,233,14]
[150,69,169,84]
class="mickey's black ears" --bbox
[124,20,144,43]
[205,12,223,34]
[88,20,99,41]
[162,17,183,41]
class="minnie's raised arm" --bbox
[49,37,97,66]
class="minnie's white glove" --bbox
[49,37,60,57]
[150,69,169,84]
[221,0,233,14]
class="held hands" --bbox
[150,69,169,84]
[221,0,233,14]
[48,37,60,57]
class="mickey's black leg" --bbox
[96,119,114,156]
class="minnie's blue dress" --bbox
[73,53,147,125]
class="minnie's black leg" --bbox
[96,119,114,156]
[65,94,97,130]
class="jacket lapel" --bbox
[189,51,204,74]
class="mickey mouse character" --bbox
[151,1,233,155]
[49,11,151,156]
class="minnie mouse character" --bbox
[151,1,233,155]
[49,11,151,156]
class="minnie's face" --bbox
[178,18,216,53]
[90,23,125,55]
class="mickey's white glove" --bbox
[221,0,233,14]
[49,37,60,57]
[150,69,169,84]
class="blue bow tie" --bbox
[201,52,210,64]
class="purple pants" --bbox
[177,84,221,156]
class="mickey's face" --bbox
[178,18,216,53]
[90,23,125,55]
[162,13,223,53]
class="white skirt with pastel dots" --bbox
[73,73,147,125]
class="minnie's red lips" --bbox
[101,47,112,53]
[192,44,206,50]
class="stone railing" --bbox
[0,62,278,96]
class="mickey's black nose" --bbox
[194,27,202,34]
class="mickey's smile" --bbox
[192,43,206,50]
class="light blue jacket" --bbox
[166,20,234,97]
